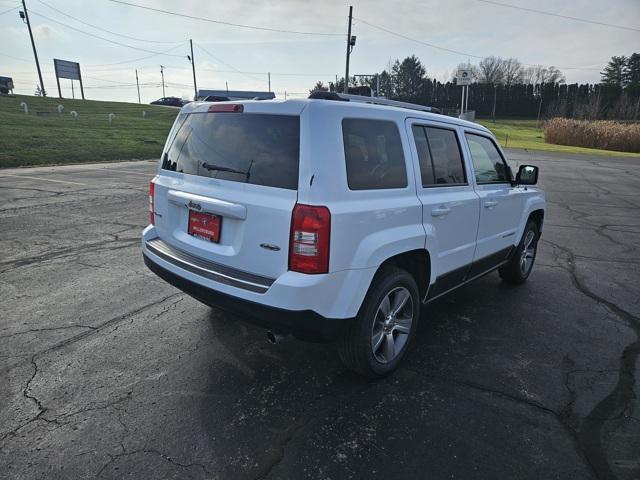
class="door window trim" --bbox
[464,131,512,186]
[410,123,468,189]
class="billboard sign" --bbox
[53,59,84,99]
[457,69,472,86]
[54,59,81,80]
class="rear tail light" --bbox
[289,204,331,274]
[149,178,156,225]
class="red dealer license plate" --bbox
[188,210,221,243]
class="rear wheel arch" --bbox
[370,249,431,302]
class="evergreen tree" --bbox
[624,53,640,88]
[601,56,627,87]
[310,81,328,94]
[391,55,427,103]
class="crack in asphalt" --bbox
[0,324,97,341]
[95,447,214,479]
[252,417,316,480]
[0,293,183,445]
[544,239,640,480]
[0,236,140,273]
[399,365,601,478]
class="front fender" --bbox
[516,189,545,243]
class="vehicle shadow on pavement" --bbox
[193,266,598,479]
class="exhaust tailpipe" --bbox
[267,331,288,344]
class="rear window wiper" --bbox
[201,161,255,182]
[201,162,247,177]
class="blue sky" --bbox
[2,0,638,103]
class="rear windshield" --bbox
[161,112,300,190]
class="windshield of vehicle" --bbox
[161,112,300,190]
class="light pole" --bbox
[19,0,45,96]
[188,40,197,100]
[160,65,165,97]
[344,6,356,94]
[135,69,141,103]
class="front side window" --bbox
[465,133,509,184]
[342,119,407,190]
[161,112,300,190]
[412,125,466,186]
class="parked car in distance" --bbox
[150,97,189,107]
[142,93,545,378]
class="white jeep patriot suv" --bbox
[142,92,545,378]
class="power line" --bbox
[0,5,19,15]
[28,9,188,57]
[34,0,185,44]
[195,44,265,82]
[473,0,640,33]
[354,16,603,71]
[355,17,482,59]
[108,0,344,36]
[85,43,188,67]
[0,52,32,62]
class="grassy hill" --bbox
[0,95,178,168]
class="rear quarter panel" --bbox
[297,103,426,273]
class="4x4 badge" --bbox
[188,200,202,211]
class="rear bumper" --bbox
[143,253,352,342]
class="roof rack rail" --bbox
[308,91,441,114]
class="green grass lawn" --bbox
[0,94,178,168]
[1,94,637,168]
[477,118,639,158]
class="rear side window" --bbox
[342,119,407,190]
[161,112,300,190]
[465,133,509,184]
[412,125,466,186]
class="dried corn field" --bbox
[544,118,640,153]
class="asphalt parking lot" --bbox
[1,150,639,480]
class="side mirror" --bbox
[516,165,539,185]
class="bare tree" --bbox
[477,56,505,84]
[502,58,523,86]
[522,65,565,84]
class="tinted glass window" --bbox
[161,112,300,190]
[412,126,466,186]
[411,125,436,186]
[465,133,509,184]
[342,119,407,190]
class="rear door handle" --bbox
[431,206,451,217]
[484,200,498,209]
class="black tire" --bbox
[499,220,539,284]
[338,266,420,378]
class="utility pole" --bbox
[344,6,354,94]
[189,39,197,100]
[135,69,141,104]
[268,72,271,92]
[160,65,165,97]
[20,0,46,96]
[492,84,497,120]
